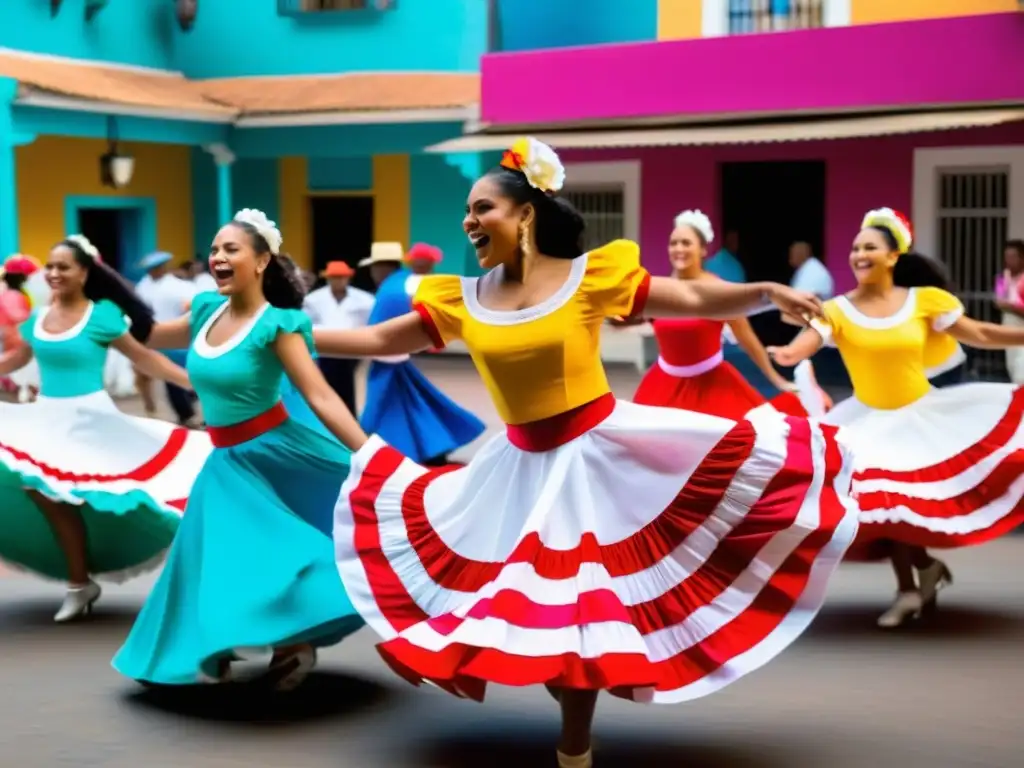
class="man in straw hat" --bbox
[355,242,484,465]
[302,260,374,412]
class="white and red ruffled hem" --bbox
[334,395,858,704]
[824,383,1024,550]
[0,391,211,581]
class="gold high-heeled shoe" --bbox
[557,749,593,768]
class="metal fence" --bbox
[936,169,1011,380]
[728,0,824,34]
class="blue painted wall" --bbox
[493,0,657,52]
[191,149,280,257]
[0,0,650,78]
[410,151,501,277]
[174,0,488,78]
[0,0,178,69]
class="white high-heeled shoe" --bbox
[917,559,953,614]
[54,581,101,623]
[877,591,923,628]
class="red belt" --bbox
[506,393,616,452]
[206,402,288,448]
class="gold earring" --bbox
[519,223,532,257]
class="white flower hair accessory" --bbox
[500,136,566,194]
[674,210,714,244]
[66,234,101,262]
[861,207,913,254]
[233,208,283,255]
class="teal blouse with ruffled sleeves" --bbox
[187,291,314,428]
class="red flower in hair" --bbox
[892,209,914,239]
[500,150,525,172]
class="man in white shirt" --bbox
[303,260,374,412]
[788,241,834,299]
[135,251,199,425]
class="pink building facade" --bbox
[442,11,1024,296]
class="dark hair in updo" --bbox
[2,272,26,291]
[485,166,586,260]
[229,220,307,309]
[868,225,952,290]
[59,239,154,343]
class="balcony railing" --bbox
[277,0,395,15]
[728,0,823,35]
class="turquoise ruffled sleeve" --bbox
[87,300,130,345]
[252,306,315,354]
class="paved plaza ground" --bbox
[1,356,1021,767]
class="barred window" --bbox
[937,169,1010,379]
[728,0,824,35]
[561,188,625,253]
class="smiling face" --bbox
[44,244,89,301]
[209,223,270,296]
[463,175,533,270]
[668,224,706,276]
[849,227,900,286]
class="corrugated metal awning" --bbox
[426,108,1024,153]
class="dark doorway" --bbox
[309,195,375,293]
[76,207,144,282]
[720,160,826,345]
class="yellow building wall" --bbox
[852,0,1019,24]
[15,136,193,263]
[276,154,411,271]
[657,0,703,40]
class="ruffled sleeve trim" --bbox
[252,305,315,353]
[412,275,465,347]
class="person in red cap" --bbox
[301,260,374,413]
[0,255,41,399]
[404,242,442,275]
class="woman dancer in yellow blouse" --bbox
[318,138,860,767]
[770,208,1024,628]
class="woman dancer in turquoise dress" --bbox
[113,209,367,691]
[0,235,210,622]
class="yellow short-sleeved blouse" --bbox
[812,286,964,410]
[412,240,651,425]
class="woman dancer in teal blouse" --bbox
[113,209,367,691]
[0,235,210,622]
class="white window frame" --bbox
[912,146,1024,259]
[702,0,851,37]
[561,160,642,243]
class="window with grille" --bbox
[936,169,1010,379]
[728,0,824,34]
[561,188,625,253]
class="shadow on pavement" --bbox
[122,670,395,725]
[0,598,138,632]
[414,729,786,768]
[806,603,1022,640]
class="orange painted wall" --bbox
[853,0,1019,24]
[16,136,193,263]
[657,0,703,40]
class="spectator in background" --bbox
[134,251,199,425]
[788,240,834,299]
[302,260,374,413]
[995,239,1024,383]
[703,229,746,283]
